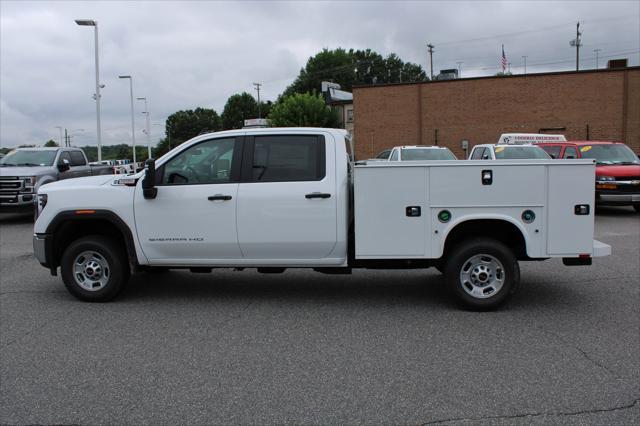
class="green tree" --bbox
[282,48,428,97]
[166,108,222,146]
[269,93,340,128]
[44,139,58,147]
[221,92,259,130]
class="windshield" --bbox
[401,148,457,160]
[0,150,57,166]
[578,144,640,165]
[494,146,550,159]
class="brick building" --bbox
[352,66,640,160]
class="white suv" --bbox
[469,144,550,160]
[388,146,457,161]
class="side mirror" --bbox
[57,158,70,172]
[142,159,158,199]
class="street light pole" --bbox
[522,56,528,75]
[119,75,136,165]
[75,19,102,161]
[594,49,601,69]
[137,97,152,159]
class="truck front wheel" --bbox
[444,238,519,310]
[60,235,130,302]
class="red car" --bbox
[537,141,640,212]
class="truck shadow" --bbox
[121,269,453,308]
[118,269,572,311]
[0,213,33,224]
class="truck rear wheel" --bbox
[444,238,519,310]
[60,235,130,302]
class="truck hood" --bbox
[38,174,116,192]
[595,164,640,177]
[0,166,52,177]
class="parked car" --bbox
[369,149,392,161]
[33,127,610,309]
[536,141,640,211]
[0,147,112,214]
[388,146,457,161]
[469,144,551,160]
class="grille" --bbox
[0,180,22,191]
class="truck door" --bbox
[134,136,243,263]
[236,133,337,260]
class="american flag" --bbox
[501,44,507,72]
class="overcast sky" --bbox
[1,0,638,149]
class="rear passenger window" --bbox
[542,146,562,159]
[563,147,578,159]
[471,147,485,159]
[69,151,86,166]
[252,135,325,182]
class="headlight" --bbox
[597,176,615,182]
[19,176,36,193]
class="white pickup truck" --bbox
[33,128,611,309]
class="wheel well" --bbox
[50,216,136,271]
[443,219,527,259]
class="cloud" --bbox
[1,0,638,148]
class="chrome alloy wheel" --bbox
[459,254,505,299]
[73,251,110,291]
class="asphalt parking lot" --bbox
[1,208,638,425]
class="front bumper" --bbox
[33,233,55,275]
[596,191,640,206]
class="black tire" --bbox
[60,235,130,302]
[444,238,519,310]
[434,263,445,274]
[633,204,640,213]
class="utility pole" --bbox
[253,82,262,118]
[508,62,511,73]
[522,56,528,74]
[594,49,601,69]
[456,61,463,78]
[427,43,435,80]
[64,128,69,147]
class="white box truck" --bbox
[32,128,610,309]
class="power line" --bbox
[433,15,637,47]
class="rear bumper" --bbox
[562,240,611,266]
[592,239,612,257]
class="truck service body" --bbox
[33,128,611,308]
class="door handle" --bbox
[305,192,331,199]
[208,194,232,201]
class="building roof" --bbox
[352,66,640,90]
